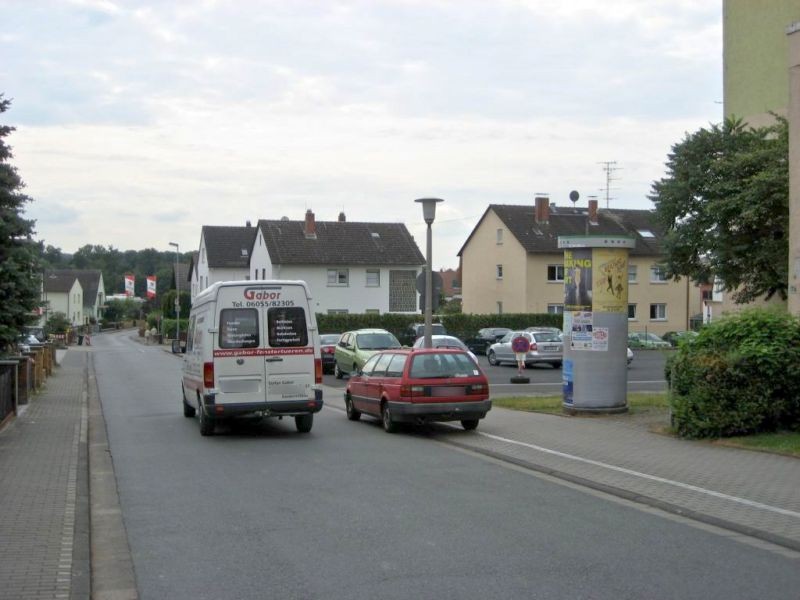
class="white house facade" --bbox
[43,271,84,326]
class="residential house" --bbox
[248,210,425,314]
[458,197,702,336]
[191,224,258,302]
[42,270,84,327]
[73,270,106,323]
[439,267,462,301]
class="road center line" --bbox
[474,430,800,519]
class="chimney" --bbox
[588,198,598,225]
[246,220,252,228]
[534,195,549,224]
[304,209,317,238]
[338,211,346,222]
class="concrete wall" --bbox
[724,0,800,122]
[789,23,800,315]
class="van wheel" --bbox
[295,413,313,433]
[345,394,361,421]
[461,419,479,431]
[381,403,397,433]
[198,401,215,436]
[487,350,498,366]
[334,363,344,379]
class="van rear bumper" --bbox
[203,389,323,418]
[387,399,491,423]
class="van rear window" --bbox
[268,307,308,347]
[219,309,259,349]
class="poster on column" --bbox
[570,311,594,350]
[593,248,628,313]
[124,274,135,297]
[146,276,157,299]
[564,248,592,311]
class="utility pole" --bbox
[598,161,621,209]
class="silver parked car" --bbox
[411,334,479,364]
[487,329,563,368]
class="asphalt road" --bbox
[92,331,799,600]
[324,349,671,396]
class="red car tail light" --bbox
[400,384,425,398]
[469,383,487,394]
[314,358,323,384]
[322,346,334,354]
[203,362,214,388]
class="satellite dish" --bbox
[569,190,580,206]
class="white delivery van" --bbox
[181,280,323,436]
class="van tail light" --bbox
[203,362,215,388]
[530,343,538,352]
[400,385,425,398]
[314,358,322,384]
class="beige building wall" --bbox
[621,256,690,337]
[461,210,528,314]
[525,253,568,313]
[789,23,800,315]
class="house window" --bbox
[628,304,637,320]
[547,265,564,282]
[650,265,668,283]
[497,301,503,314]
[496,229,503,244]
[261,268,266,280]
[650,303,666,320]
[628,265,637,283]
[201,248,206,263]
[366,269,380,287]
[327,268,349,286]
[365,309,380,315]
[496,265,503,280]
[327,309,348,315]
[547,304,564,315]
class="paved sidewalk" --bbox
[0,348,89,600]
[324,385,800,553]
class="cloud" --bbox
[3,0,722,267]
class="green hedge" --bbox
[162,318,190,339]
[667,309,800,438]
[315,312,563,343]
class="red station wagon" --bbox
[344,348,492,432]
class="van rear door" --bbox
[214,302,265,406]
[264,303,314,403]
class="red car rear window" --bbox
[409,352,480,379]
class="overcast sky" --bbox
[2,0,722,269]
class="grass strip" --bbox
[492,392,669,415]
[713,431,800,457]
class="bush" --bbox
[146,311,161,330]
[162,318,189,339]
[315,312,563,344]
[45,312,71,335]
[668,309,800,438]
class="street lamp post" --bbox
[414,198,444,349]
[169,242,180,350]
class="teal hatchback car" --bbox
[333,329,402,379]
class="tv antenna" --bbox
[598,161,621,208]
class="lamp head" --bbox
[169,242,179,250]
[414,197,444,224]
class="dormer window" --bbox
[241,248,248,257]
[637,229,655,238]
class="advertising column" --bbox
[559,236,635,413]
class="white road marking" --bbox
[474,430,800,519]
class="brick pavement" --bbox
[323,385,800,553]
[0,349,88,600]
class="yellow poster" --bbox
[592,248,627,312]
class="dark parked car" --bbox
[319,333,341,374]
[344,348,491,432]
[400,322,448,346]
[464,327,511,355]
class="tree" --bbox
[161,289,191,319]
[0,94,41,351]
[650,117,789,303]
